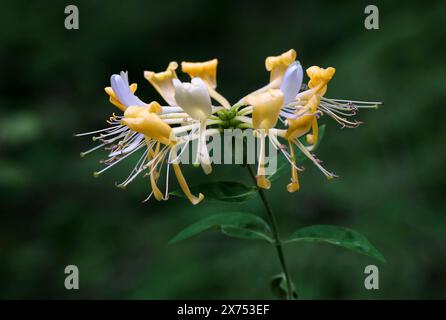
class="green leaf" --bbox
[269,160,289,182]
[269,125,326,181]
[270,273,298,300]
[170,181,257,203]
[284,225,385,263]
[169,212,273,244]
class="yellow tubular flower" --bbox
[144,62,179,106]
[265,49,297,83]
[257,130,271,189]
[150,142,166,201]
[306,66,336,96]
[286,140,299,193]
[283,95,321,193]
[247,89,284,130]
[285,95,320,141]
[181,59,231,109]
[104,83,138,111]
[121,106,204,204]
[246,89,284,189]
[121,106,173,145]
[170,145,204,205]
[182,59,218,88]
[306,117,319,145]
[240,49,296,103]
[146,101,163,114]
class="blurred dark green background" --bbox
[1,0,445,299]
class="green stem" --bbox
[246,164,295,300]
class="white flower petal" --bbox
[173,77,212,121]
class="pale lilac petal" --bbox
[110,71,146,107]
[280,62,303,105]
[109,133,145,157]
[280,110,298,119]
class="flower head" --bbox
[78,49,381,203]
[77,70,210,205]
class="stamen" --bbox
[268,133,302,172]
[164,154,171,199]
[80,142,107,157]
[321,108,362,128]
[160,106,184,114]
[109,132,144,156]
[293,138,337,179]
[116,149,149,189]
[163,118,193,125]
[327,98,382,106]
[159,113,190,119]
[170,139,192,164]
[93,126,128,141]
[93,143,145,177]
[74,125,122,137]
[142,191,154,203]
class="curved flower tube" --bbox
[144,62,181,107]
[240,49,297,103]
[246,89,284,189]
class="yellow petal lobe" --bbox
[247,89,284,130]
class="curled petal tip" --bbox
[287,182,299,193]
[257,177,271,189]
[191,193,205,205]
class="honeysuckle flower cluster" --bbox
[77,49,380,204]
